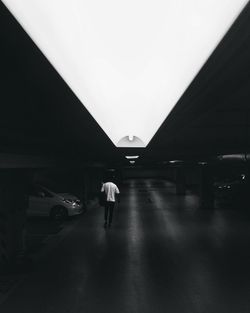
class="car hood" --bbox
[58,193,79,201]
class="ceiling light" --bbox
[129,160,135,164]
[198,161,208,165]
[217,154,247,161]
[117,136,145,148]
[3,0,248,147]
[125,155,139,159]
[169,160,183,164]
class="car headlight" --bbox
[63,198,74,204]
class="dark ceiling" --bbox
[1,1,250,167]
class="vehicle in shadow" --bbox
[214,172,248,208]
[28,184,84,220]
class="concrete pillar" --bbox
[199,166,215,209]
[175,167,186,195]
[83,167,105,202]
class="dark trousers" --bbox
[104,201,115,225]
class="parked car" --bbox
[214,173,248,207]
[28,184,84,220]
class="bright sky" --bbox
[3,0,248,147]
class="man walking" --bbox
[101,178,120,228]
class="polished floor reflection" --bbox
[1,179,250,313]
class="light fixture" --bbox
[198,161,208,165]
[217,154,248,161]
[117,136,145,148]
[3,0,248,147]
[125,155,139,159]
[129,160,136,164]
[169,160,183,164]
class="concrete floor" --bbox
[1,178,250,313]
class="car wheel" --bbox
[50,206,68,221]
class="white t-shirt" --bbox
[101,182,120,202]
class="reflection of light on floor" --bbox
[145,180,152,189]
[150,190,183,244]
[172,194,199,215]
[185,260,218,311]
[93,215,109,250]
[127,189,142,245]
[184,195,199,213]
[129,180,136,188]
[124,186,148,310]
[210,211,228,247]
